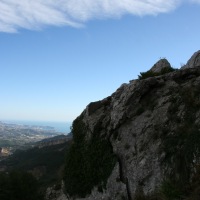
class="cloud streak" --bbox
[0,0,194,33]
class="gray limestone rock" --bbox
[181,50,200,69]
[149,58,171,73]
[59,51,200,200]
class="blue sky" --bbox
[0,0,200,122]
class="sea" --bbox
[1,120,71,134]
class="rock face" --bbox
[149,58,171,73]
[61,50,200,200]
[181,50,200,69]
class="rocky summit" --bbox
[49,50,200,200]
[181,50,200,69]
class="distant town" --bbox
[0,121,62,159]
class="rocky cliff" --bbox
[53,51,200,200]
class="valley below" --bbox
[0,121,64,159]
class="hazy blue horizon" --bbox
[1,1,200,122]
[1,119,71,134]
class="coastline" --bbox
[0,120,71,134]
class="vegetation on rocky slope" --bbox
[1,141,71,197]
[138,66,176,79]
[64,114,117,197]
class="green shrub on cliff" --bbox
[64,115,117,197]
[138,67,176,80]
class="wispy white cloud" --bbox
[0,0,187,33]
